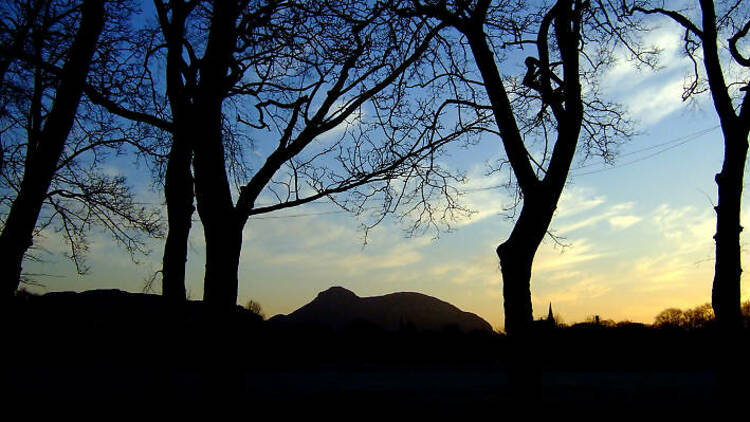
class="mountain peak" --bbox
[317,286,358,299]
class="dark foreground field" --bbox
[4,290,746,414]
[6,364,720,414]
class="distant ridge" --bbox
[268,286,492,333]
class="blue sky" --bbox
[23,9,749,330]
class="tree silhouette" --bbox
[654,303,717,329]
[3,0,477,307]
[398,0,651,336]
[150,0,200,303]
[654,307,689,328]
[0,0,163,300]
[626,1,750,332]
[147,0,482,311]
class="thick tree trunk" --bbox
[695,0,748,333]
[497,242,534,335]
[201,215,243,311]
[497,193,557,336]
[193,124,242,311]
[190,0,244,311]
[161,137,194,302]
[712,127,749,331]
[0,0,105,301]
[496,192,557,401]
[192,103,243,310]
[191,90,244,310]
[157,0,195,303]
[0,179,49,298]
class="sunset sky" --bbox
[23,13,749,331]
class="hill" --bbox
[268,286,493,333]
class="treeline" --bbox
[654,301,750,330]
[1,1,749,341]
[543,301,750,331]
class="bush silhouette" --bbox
[245,300,265,320]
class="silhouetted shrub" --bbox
[654,303,715,330]
[654,308,689,328]
[245,299,265,320]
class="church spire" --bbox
[547,303,555,325]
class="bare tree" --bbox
[626,0,750,333]
[0,0,164,300]
[151,0,199,303]
[153,0,484,311]
[5,0,201,303]
[398,0,650,336]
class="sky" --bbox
[22,10,750,331]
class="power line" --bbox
[456,125,720,191]
[573,125,719,171]
[572,125,719,177]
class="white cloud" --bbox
[555,186,607,218]
[554,201,640,234]
[651,203,715,248]
[603,23,685,88]
[242,215,433,277]
[427,252,500,287]
[624,78,687,125]
[535,274,611,304]
[608,215,643,230]
[534,239,605,273]
[601,22,697,126]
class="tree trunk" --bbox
[190,0,244,311]
[192,116,242,311]
[497,240,535,336]
[495,193,555,403]
[161,136,194,302]
[157,0,197,303]
[712,126,748,331]
[191,100,243,310]
[201,215,243,311]
[0,178,49,298]
[496,192,557,336]
[0,0,105,301]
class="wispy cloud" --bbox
[624,78,687,125]
[428,251,500,287]
[242,215,432,276]
[608,215,643,230]
[601,22,696,126]
[554,201,641,234]
[535,274,611,305]
[651,203,714,247]
[534,239,605,273]
[555,186,607,218]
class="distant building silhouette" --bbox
[547,303,555,326]
[531,303,556,330]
